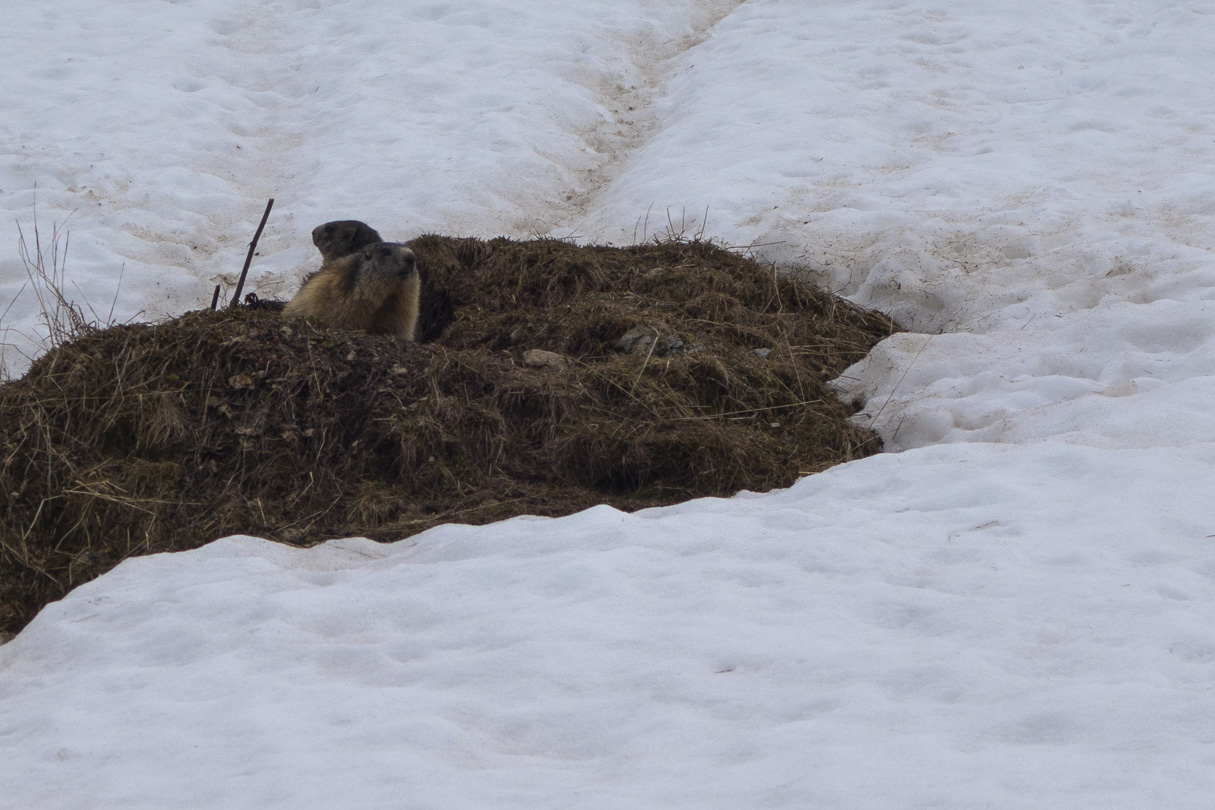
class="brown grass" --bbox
[0,235,896,634]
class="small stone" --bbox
[613,326,687,357]
[753,348,771,359]
[653,336,684,356]
[612,326,658,353]
[522,349,569,370]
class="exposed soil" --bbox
[0,235,896,634]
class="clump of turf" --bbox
[0,236,896,634]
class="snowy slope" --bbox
[0,0,733,361]
[3,0,1215,808]
[579,0,1215,450]
[5,443,1214,808]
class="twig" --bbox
[725,240,787,252]
[628,338,659,397]
[229,198,274,308]
[870,335,931,428]
[106,263,126,326]
[389,494,546,528]
[0,281,28,324]
[633,203,656,244]
[670,399,825,420]
[694,205,709,241]
[210,284,222,311]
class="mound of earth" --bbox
[0,236,896,634]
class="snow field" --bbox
[578,0,1215,450]
[1,0,730,363]
[5,442,1214,808]
[2,0,1215,806]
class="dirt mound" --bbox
[0,236,896,634]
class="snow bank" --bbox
[578,0,1215,450]
[3,0,1215,806]
[5,442,1213,808]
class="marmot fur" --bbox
[311,219,383,262]
[284,242,420,340]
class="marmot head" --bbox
[342,242,417,294]
[312,219,383,262]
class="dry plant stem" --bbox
[869,335,931,429]
[0,282,29,325]
[229,198,274,308]
[104,264,125,326]
[629,339,659,397]
[16,217,88,347]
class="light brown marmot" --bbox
[284,242,420,340]
[311,219,383,262]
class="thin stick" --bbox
[628,337,659,397]
[229,198,274,308]
[870,335,931,428]
[669,399,826,420]
[210,284,222,311]
[106,263,126,325]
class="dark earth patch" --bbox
[0,236,896,634]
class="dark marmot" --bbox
[311,219,383,262]
[284,242,420,340]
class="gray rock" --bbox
[613,326,685,357]
[654,336,684,356]
[612,326,659,353]
[522,349,569,370]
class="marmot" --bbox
[311,219,383,262]
[284,242,420,340]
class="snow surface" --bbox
[3,0,1215,807]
